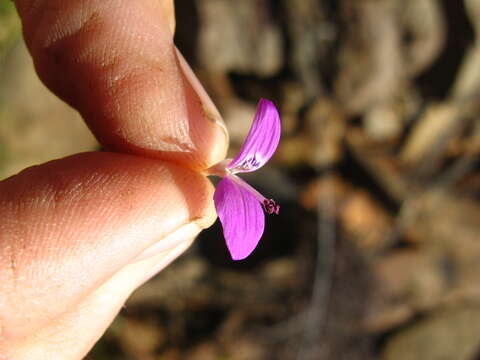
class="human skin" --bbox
[0,0,228,358]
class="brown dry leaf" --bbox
[305,98,346,167]
[299,175,352,211]
[381,306,480,360]
[196,0,282,76]
[400,102,461,166]
[365,250,446,332]
[335,0,404,114]
[120,319,165,360]
[339,190,393,254]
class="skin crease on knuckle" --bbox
[27,1,165,109]
[20,1,181,143]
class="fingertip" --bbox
[16,0,228,171]
[0,152,215,341]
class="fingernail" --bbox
[175,47,229,140]
[131,222,201,263]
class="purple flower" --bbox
[210,98,281,260]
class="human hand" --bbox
[0,0,228,358]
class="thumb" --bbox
[5,231,197,360]
[0,152,216,357]
[14,0,228,171]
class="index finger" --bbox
[14,0,228,171]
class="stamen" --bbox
[229,175,280,215]
[263,199,280,215]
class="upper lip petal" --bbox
[227,98,281,173]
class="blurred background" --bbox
[1,0,480,359]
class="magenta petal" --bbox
[228,98,281,173]
[213,176,265,260]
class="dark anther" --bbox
[263,199,280,215]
